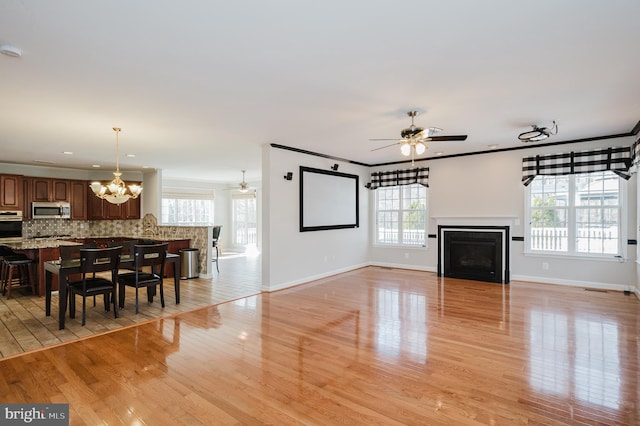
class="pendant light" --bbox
[90,127,143,205]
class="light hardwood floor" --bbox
[1,266,638,425]
[0,253,262,358]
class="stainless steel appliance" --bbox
[0,210,23,242]
[32,201,71,219]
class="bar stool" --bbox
[0,247,36,299]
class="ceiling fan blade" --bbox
[425,135,468,142]
[371,142,401,152]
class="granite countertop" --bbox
[8,235,190,250]
[5,239,82,250]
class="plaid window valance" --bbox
[367,167,429,189]
[522,146,632,186]
[631,136,640,169]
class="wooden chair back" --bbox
[79,247,122,275]
[133,243,168,272]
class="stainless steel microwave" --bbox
[32,201,71,219]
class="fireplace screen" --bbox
[438,226,510,284]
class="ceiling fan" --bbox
[370,111,468,164]
[239,170,249,193]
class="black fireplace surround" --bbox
[437,225,510,284]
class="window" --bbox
[526,171,624,257]
[375,183,427,246]
[232,193,257,247]
[162,189,214,225]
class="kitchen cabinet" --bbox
[70,180,87,220]
[0,174,23,209]
[123,193,141,219]
[28,177,70,203]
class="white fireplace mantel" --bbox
[432,216,519,227]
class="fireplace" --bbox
[437,225,510,284]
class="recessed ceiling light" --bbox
[33,160,54,164]
[126,154,136,158]
[0,44,22,58]
[488,144,499,150]
[435,151,444,156]
[92,164,101,168]
[63,151,73,155]
[142,165,150,169]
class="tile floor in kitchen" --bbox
[0,252,261,359]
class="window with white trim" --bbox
[232,191,257,247]
[526,171,624,257]
[375,183,427,246]
[161,189,214,225]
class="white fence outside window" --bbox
[377,228,425,246]
[530,227,618,253]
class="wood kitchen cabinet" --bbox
[70,180,87,220]
[0,174,23,209]
[28,177,70,202]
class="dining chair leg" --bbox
[135,286,140,314]
[69,291,76,319]
[159,283,165,308]
[215,246,219,272]
[81,294,86,326]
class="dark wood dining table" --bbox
[44,252,181,329]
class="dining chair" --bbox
[107,239,137,273]
[60,242,98,306]
[107,239,136,256]
[118,243,168,314]
[67,246,122,326]
[212,225,222,273]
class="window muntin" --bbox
[375,184,427,246]
[527,171,622,256]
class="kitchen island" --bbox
[5,236,190,295]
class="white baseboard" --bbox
[265,262,370,292]
[510,274,629,292]
[265,262,637,294]
[368,261,436,273]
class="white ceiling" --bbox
[1,1,639,185]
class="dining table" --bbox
[44,252,181,329]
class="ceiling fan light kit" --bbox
[518,120,558,142]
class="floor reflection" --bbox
[529,310,622,410]
[375,288,427,362]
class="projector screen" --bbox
[299,166,359,232]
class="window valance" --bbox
[367,167,429,190]
[631,136,640,170]
[522,146,631,186]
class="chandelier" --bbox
[90,127,143,205]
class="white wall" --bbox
[262,145,370,291]
[369,136,637,291]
